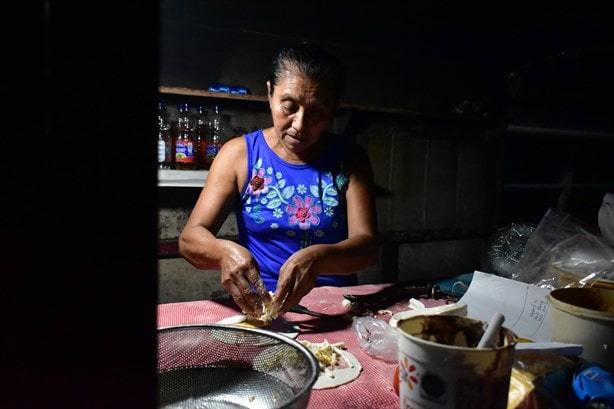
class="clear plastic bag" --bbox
[513,208,614,289]
[352,317,398,363]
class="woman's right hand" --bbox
[219,241,272,317]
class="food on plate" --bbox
[218,314,268,328]
[299,339,362,389]
[218,292,279,328]
[217,314,300,339]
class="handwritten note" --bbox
[457,271,552,342]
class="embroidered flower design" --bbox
[399,355,419,391]
[335,173,349,192]
[247,168,272,198]
[286,196,322,230]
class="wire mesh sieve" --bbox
[157,324,318,409]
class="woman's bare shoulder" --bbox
[206,135,250,190]
[221,134,246,152]
[213,135,246,163]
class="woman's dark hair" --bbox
[267,42,346,106]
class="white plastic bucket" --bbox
[548,287,614,371]
[397,315,517,409]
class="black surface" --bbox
[2,2,159,408]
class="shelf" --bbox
[159,86,268,103]
[158,86,507,128]
[158,169,208,187]
[159,86,425,116]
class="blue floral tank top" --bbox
[236,129,359,292]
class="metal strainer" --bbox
[157,324,318,409]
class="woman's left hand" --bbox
[271,247,320,313]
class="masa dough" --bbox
[299,340,362,389]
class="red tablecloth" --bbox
[157,283,403,409]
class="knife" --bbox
[342,280,445,310]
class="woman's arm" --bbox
[178,136,271,314]
[178,137,242,269]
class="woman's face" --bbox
[267,70,335,161]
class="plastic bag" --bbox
[599,192,614,246]
[508,350,580,409]
[481,222,536,278]
[513,208,614,289]
[352,317,398,363]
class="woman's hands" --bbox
[220,242,319,319]
[219,242,272,317]
[272,246,321,314]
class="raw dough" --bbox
[300,340,362,389]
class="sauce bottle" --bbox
[205,104,225,167]
[174,103,196,170]
[157,101,172,169]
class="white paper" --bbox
[457,271,552,342]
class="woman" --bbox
[179,42,378,317]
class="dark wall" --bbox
[160,0,614,228]
[3,3,159,407]
[160,0,614,121]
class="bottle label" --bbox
[205,141,222,163]
[158,140,166,162]
[175,140,195,163]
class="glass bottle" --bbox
[194,105,209,170]
[205,104,225,167]
[157,101,172,169]
[174,103,196,170]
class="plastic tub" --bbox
[548,287,614,371]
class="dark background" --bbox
[2,2,159,407]
[161,0,614,128]
[161,0,614,227]
[2,1,613,407]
